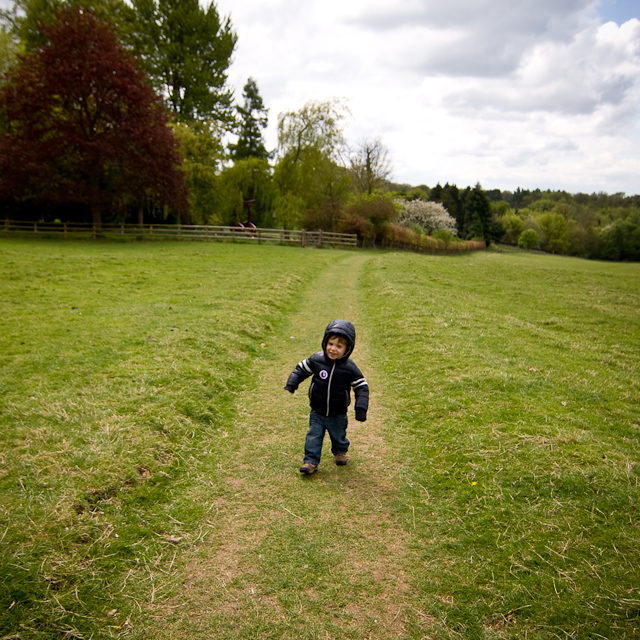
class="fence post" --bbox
[318,230,323,248]
[258,229,262,245]
[301,229,306,248]
[64,223,68,239]
[120,224,124,236]
[149,225,153,237]
[34,221,38,234]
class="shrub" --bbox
[432,228,458,245]
[342,192,398,245]
[383,223,420,249]
[518,228,539,250]
[338,211,372,240]
[500,211,525,245]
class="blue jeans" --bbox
[304,410,349,466]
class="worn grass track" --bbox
[148,252,438,639]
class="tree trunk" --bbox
[91,203,102,238]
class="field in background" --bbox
[360,250,640,638]
[1,238,638,639]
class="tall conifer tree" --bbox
[229,77,270,161]
[129,0,236,124]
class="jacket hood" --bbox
[322,319,356,359]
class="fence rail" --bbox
[1,220,487,254]
[0,220,358,248]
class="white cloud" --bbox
[215,0,640,194]
[447,19,640,120]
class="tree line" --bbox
[0,0,638,260]
[387,183,640,260]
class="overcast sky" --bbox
[1,0,638,195]
[214,0,640,195]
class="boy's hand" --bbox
[355,408,367,422]
[284,384,296,394]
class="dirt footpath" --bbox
[149,253,438,639]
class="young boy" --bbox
[285,319,369,475]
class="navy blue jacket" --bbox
[285,320,369,420]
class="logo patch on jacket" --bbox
[319,370,329,380]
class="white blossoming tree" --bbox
[397,199,458,235]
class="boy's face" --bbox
[326,335,348,360]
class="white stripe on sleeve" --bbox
[299,359,313,374]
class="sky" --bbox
[1,0,638,195]
[213,0,640,195]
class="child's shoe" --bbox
[334,453,348,466]
[300,462,317,475]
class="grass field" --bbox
[0,238,638,640]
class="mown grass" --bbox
[360,251,640,639]
[0,239,345,638]
[1,239,639,640]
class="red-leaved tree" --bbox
[0,7,188,227]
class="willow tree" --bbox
[274,98,351,229]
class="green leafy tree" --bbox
[536,212,570,254]
[500,211,524,245]
[431,182,466,233]
[229,77,270,161]
[490,200,512,217]
[128,0,236,124]
[277,98,347,163]
[528,198,555,213]
[217,157,277,227]
[2,0,132,51]
[430,183,443,201]
[274,98,351,227]
[598,218,640,261]
[406,187,430,201]
[300,160,352,231]
[0,25,18,85]
[172,120,224,225]
[272,193,305,230]
[338,192,398,245]
[518,228,539,250]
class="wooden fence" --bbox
[1,220,487,254]
[1,220,358,248]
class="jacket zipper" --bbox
[326,362,336,416]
